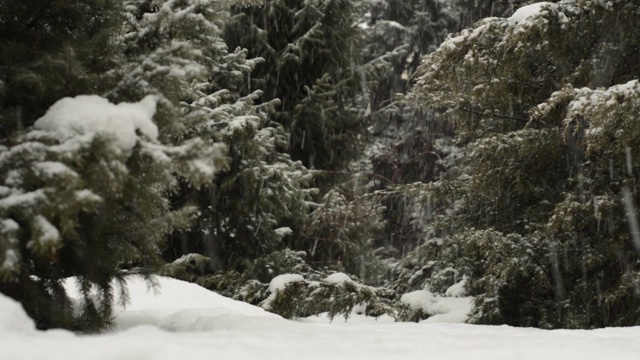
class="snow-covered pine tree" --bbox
[221,0,404,280]
[403,0,640,328]
[0,0,229,331]
[356,1,521,262]
[225,0,389,173]
[0,95,226,332]
[112,0,316,270]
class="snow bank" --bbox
[3,276,640,360]
[34,95,158,153]
[64,276,276,332]
[0,294,34,332]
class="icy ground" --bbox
[2,277,639,360]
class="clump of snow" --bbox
[401,289,473,323]
[323,272,352,284]
[34,95,158,153]
[274,227,293,237]
[0,294,34,332]
[33,161,78,178]
[445,276,468,297]
[0,218,19,233]
[509,2,552,23]
[29,215,60,248]
[0,189,46,211]
[268,274,304,293]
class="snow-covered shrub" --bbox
[193,249,397,320]
[260,272,397,320]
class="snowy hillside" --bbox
[2,277,639,360]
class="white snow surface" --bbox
[34,95,158,153]
[3,276,640,359]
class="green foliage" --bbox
[113,1,317,269]
[264,276,396,320]
[306,188,389,284]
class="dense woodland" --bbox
[2,0,640,332]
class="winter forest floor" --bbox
[2,277,639,360]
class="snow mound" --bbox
[34,95,158,153]
[65,276,277,332]
[0,294,34,332]
[400,289,473,324]
[4,276,640,359]
[445,276,468,297]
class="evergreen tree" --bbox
[403,0,640,328]
[221,0,402,278]
[0,95,225,331]
[0,0,233,331]
[111,0,317,270]
[225,0,390,173]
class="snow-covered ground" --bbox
[2,277,639,360]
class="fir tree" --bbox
[0,0,231,331]
[0,95,225,331]
[112,0,317,270]
[221,0,402,278]
[225,0,389,173]
[404,0,640,328]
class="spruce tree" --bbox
[403,0,640,328]
[0,0,230,331]
[221,0,402,278]
[225,0,386,172]
[111,0,317,270]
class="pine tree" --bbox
[220,0,402,278]
[404,0,640,328]
[111,0,317,270]
[0,95,225,331]
[0,0,230,331]
[225,0,388,173]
